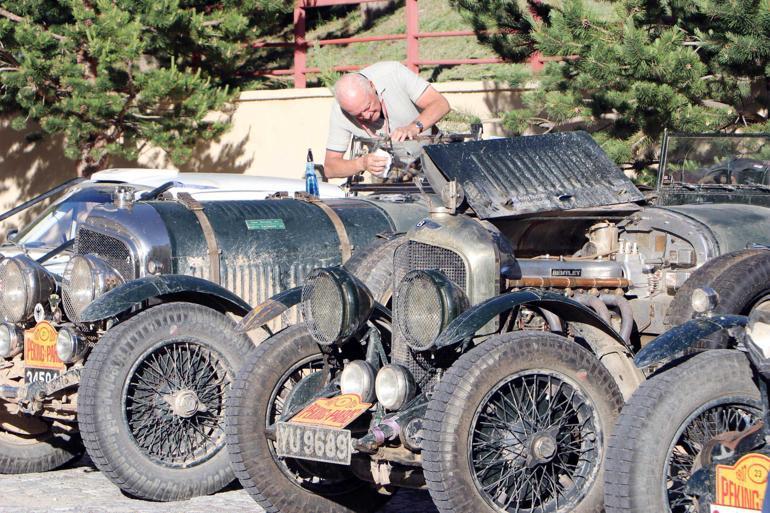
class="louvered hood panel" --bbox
[422,131,644,219]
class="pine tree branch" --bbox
[0,7,66,41]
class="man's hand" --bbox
[360,153,389,175]
[391,123,421,142]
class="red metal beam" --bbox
[251,57,520,78]
[405,0,419,73]
[293,5,307,88]
[317,34,406,45]
[414,58,508,66]
[300,0,389,6]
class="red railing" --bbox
[253,0,543,88]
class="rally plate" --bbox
[23,321,65,384]
[275,422,352,465]
[712,452,770,512]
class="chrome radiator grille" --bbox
[393,241,467,387]
[76,228,135,281]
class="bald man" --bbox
[324,61,451,179]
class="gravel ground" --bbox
[0,455,439,513]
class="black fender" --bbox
[80,274,252,322]
[633,314,747,370]
[237,286,303,333]
[434,289,629,350]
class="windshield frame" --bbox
[658,131,770,191]
[12,184,119,250]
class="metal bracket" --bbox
[176,192,222,285]
[293,192,353,263]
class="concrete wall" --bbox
[0,80,527,230]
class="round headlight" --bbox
[375,364,416,411]
[0,256,56,323]
[395,270,468,351]
[340,360,376,403]
[62,255,124,323]
[0,323,23,358]
[55,326,88,363]
[691,287,719,314]
[301,267,374,346]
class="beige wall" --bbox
[136,80,528,181]
[0,80,528,230]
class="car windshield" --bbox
[14,186,115,249]
[661,134,770,187]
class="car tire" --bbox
[423,331,623,513]
[0,413,82,474]
[666,249,770,349]
[78,302,254,501]
[226,325,390,513]
[343,235,403,304]
[604,349,761,513]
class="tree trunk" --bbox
[76,140,110,177]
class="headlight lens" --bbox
[395,270,468,351]
[301,267,374,346]
[0,323,22,358]
[375,364,416,411]
[55,326,88,363]
[340,360,376,403]
[691,287,719,314]
[0,256,56,323]
[62,255,124,323]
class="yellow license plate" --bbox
[713,452,770,512]
[23,321,65,371]
[289,394,371,429]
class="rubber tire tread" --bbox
[665,249,769,349]
[343,235,403,303]
[78,302,255,501]
[422,331,624,513]
[0,429,82,474]
[604,349,760,513]
[226,325,389,513]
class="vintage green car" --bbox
[0,181,427,501]
[225,131,770,513]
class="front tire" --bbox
[226,325,388,513]
[604,349,761,513]
[0,405,82,473]
[666,249,770,349]
[423,331,624,513]
[78,302,254,501]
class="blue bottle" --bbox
[305,149,319,197]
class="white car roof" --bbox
[90,168,345,199]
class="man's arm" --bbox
[324,150,388,179]
[391,86,451,142]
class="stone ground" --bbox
[0,455,439,513]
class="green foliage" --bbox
[452,0,770,173]
[0,0,291,175]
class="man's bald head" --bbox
[334,73,381,122]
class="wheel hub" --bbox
[167,390,201,418]
[529,432,558,465]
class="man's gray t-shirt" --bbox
[326,61,431,153]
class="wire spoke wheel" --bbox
[265,353,358,493]
[665,401,759,512]
[469,370,601,513]
[123,340,230,468]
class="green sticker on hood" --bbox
[245,219,285,230]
